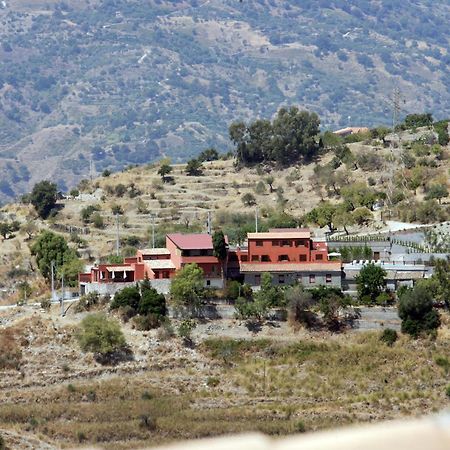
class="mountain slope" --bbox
[0,0,449,201]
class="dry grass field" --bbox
[0,305,450,449]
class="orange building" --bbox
[236,229,341,287]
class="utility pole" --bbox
[61,272,65,317]
[115,213,120,256]
[51,260,56,301]
[207,211,212,235]
[150,213,155,249]
[89,155,94,182]
[255,206,259,233]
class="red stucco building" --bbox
[79,229,341,295]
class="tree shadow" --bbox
[94,347,134,366]
[245,320,263,334]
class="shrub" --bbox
[435,356,450,374]
[156,318,175,340]
[446,385,450,398]
[398,283,440,338]
[0,434,4,450]
[380,328,398,347]
[76,314,127,356]
[139,281,166,317]
[178,319,197,344]
[206,376,220,388]
[133,313,161,331]
[241,192,256,206]
[0,329,22,370]
[141,391,153,400]
[110,286,140,312]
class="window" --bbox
[261,255,270,262]
[255,274,261,285]
[241,255,248,262]
[155,272,160,279]
[256,241,263,247]
[251,255,259,262]
[278,274,285,284]
[295,240,305,247]
[326,274,332,283]
[278,255,289,262]
[299,254,307,262]
[281,240,292,247]
[206,280,211,286]
[309,274,316,284]
[272,240,280,246]
[316,254,323,261]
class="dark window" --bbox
[309,274,316,284]
[251,255,259,262]
[206,280,211,286]
[255,274,261,285]
[241,255,248,262]
[261,255,270,262]
[256,241,263,247]
[326,274,332,283]
[281,240,292,247]
[278,274,285,284]
[272,240,280,246]
[299,254,307,262]
[278,255,289,262]
[155,272,160,279]
[316,254,323,261]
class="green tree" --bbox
[431,259,450,309]
[157,164,173,183]
[286,284,315,327]
[139,280,166,317]
[21,221,37,240]
[307,202,338,232]
[425,184,448,204]
[241,192,256,207]
[212,230,228,282]
[265,175,275,193]
[110,285,141,312]
[170,263,205,307]
[398,284,440,338]
[76,313,126,355]
[0,221,20,240]
[254,273,285,307]
[30,180,58,219]
[355,263,387,303]
[58,257,85,287]
[185,158,204,176]
[198,148,219,162]
[31,231,78,281]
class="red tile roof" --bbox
[167,233,215,250]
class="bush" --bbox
[0,329,22,370]
[0,434,4,450]
[110,286,140,312]
[76,314,126,356]
[446,385,450,398]
[178,319,197,344]
[398,283,440,338]
[380,328,398,347]
[435,356,450,374]
[133,313,161,331]
[206,376,220,387]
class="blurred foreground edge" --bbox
[141,412,450,450]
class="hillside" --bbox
[1,0,450,200]
[0,133,449,302]
[0,304,450,449]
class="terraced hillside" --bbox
[0,0,449,201]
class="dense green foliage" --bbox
[76,314,126,355]
[30,181,58,219]
[110,280,166,324]
[170,263,205,307]
[398,284,440,338]
[230,107,321,166]
[30,231,79,282]
[355,263,387,304]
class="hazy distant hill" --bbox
[0,0,449,201]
